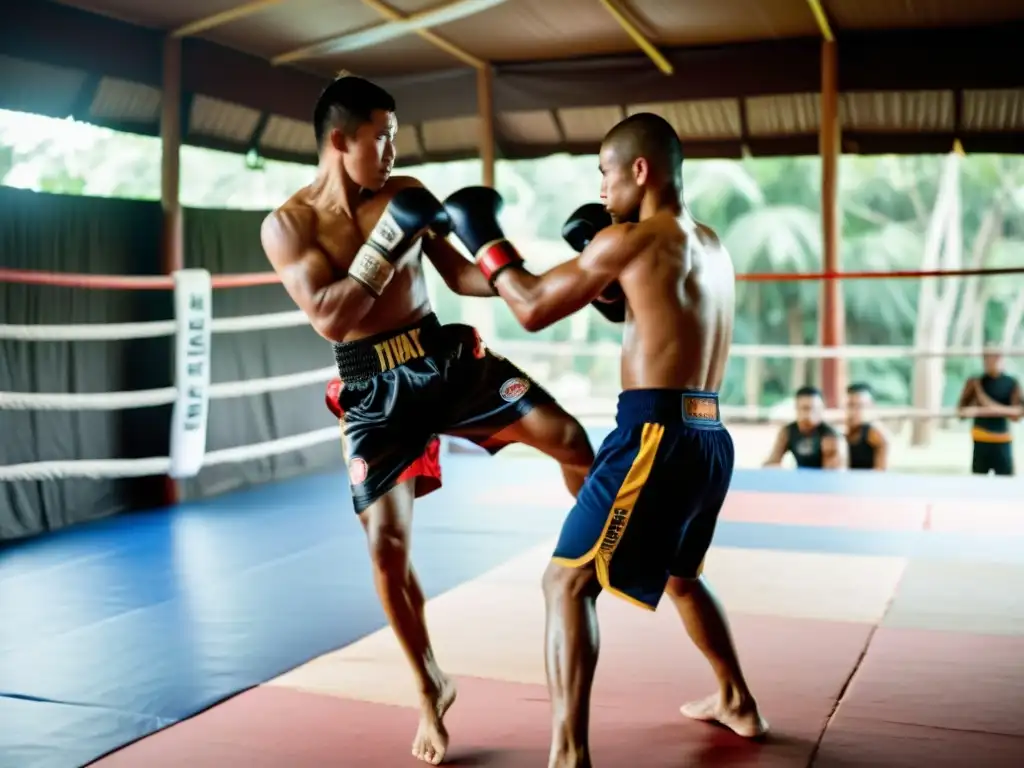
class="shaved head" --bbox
[598,112,683,221]
[602,112,683,192]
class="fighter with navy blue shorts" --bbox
[262,76,594,766]
[443,112,769,766]
[550,389,732,608]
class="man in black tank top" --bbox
[844,383,889,470]
[763,386,846,469]
[956,351,1022,476]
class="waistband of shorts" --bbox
[332,313,441,382]
[616,388,722,429]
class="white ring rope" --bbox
[0,310,309,342]
[494,342,1024,360]
[2,335,1023,412]
[1,282,1020,483]
[0,427,340,482]
[0,366,338,410]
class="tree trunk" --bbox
[910,153,961,445]
[787,304,808,390]
[1002,287,1024,348]
[971,286,990,350]
[952,205,1003,347]
[744,285,763,417]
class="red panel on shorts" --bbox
[325,379,344,418]
[398,437,443,498]
[327,379,442,498]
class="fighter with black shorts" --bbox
[442,112,768,767]
[261,76,595,765]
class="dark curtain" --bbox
[0,187,170,541]
[177,208,339,501]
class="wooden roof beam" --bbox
[597,0,673,75]
[172,0,289,39]
[272,0,503,67]
[805,0,835,42]
[358,0,487,69]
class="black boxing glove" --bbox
[561,203,626,324]
[348,187,451,298]
[561,202,612,252]
[443,186,525,286]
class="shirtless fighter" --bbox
[260,76,595,765]
[442,112,767,767]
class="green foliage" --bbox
[2,109,1023,409]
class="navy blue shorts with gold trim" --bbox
[552,389,734,610]
[331,313,553,514]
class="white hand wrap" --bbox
[347,208,408,298]
[348,244,395,298]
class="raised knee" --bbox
[543,560,599,599]
[367,524,409,571]
[563,420,595,465]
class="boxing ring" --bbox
[2,267,1024,768]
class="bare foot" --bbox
[411,676,458,765]
[680,693,769,739]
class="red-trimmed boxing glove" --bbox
[443,187,525,286]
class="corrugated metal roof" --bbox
[963,89,1024,131]
[89,77,161,123]
[259,114,316,155]
[4,1,1023,165]
[0,55,87,117]
[188,95,261,143]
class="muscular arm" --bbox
[957,379,978,419]
[763,428,789,467]
[422,232,494,297]
[494,223,650,332]
[260,209,375,342]
[387,175,493,298]
[958,377,1023,419]
[822,434,846,470]
[867,425,890,470]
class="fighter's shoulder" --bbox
[867,422,890,444]
[383,175,426,194]
[590,220,656,256]
[821,422,842,438]
[262,194,316,253]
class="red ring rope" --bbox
[0,269,281,290]
[0,266,1022,290]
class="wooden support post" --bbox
[819,39,845,407]
[161,36,184,274]
[477,64,495,187]
[161,34,184,505]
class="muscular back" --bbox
[262,176,432,342]
[617,211,734,391]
